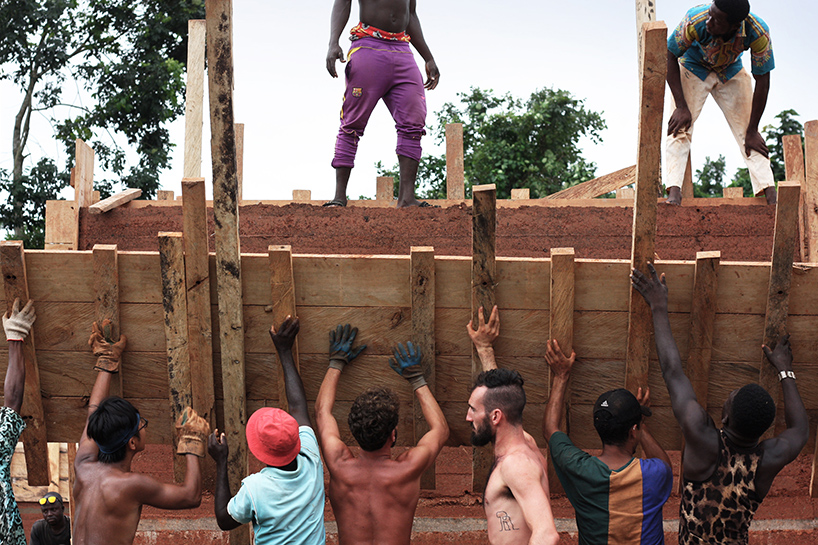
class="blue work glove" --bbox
[328,324,366,371]
[388,341,427,390]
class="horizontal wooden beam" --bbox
[546,166,636,200]
[89,189,142,215]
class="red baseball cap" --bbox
[246,408,301,467]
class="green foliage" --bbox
[694,155,726,197]
[0,0,204,245]
[0,159,70,248]
[728,109,803,196]
[377,87,606,199]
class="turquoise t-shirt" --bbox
[228,426,325,545]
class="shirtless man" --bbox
[315,324,449,544]
[633,264,809,543]
[326,0,439,207]
[73,321,208,545]
[466,306,560,545]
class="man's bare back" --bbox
[73,463,145,545]
[358,0,412,33]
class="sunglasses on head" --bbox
[39,496,59,506]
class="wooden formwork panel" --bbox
[1,250,817,452]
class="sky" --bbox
[1,0,817,202]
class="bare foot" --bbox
[665,186,682,205]
[764,186,777,205]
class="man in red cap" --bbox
[315,323,449,544]
[208,316,325,545]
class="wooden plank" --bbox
[682,156,695,200]
[67,442,77,519]
[235,123,244,202]
[159,232,192,483]
[617,187,635,199]
[292,190,311,202]
[88,188,142,215]
[783,133,807,262]
[546,165,637,200]
[157,190,175,201]
[411,246,436,489]
[760,183,801,412]
[446,123,465,200]
[182,179,216,428]
[376,177,394,201]
[74,139,94,209]
[48,442,60,492]
[1,241,49,485]
[269,245,300,412]
[805,121,818,263]
[471,184,496,493]
[635,0,655,72]
[625,21,666,393]
[44,200,79,251]
[547,247,574,495]
[206,4,248,537]
[723,187,744,199]
[510,188,529,200]
[93,244,123,397]
[184,19,206,179]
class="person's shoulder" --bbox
[30,518,47,534]
[685,4,710,22]
[745,12,771,36]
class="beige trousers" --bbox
[665,64,774,195]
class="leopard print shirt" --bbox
[679,429,763,544]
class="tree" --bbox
[0,0,205,245]
[377,87,606,199]
[694,155,726,197]
[729,109,803,196]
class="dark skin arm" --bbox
[208,431,241,531]
[635,387,672,467]
[631,264,719,479]
[270,316,310,427]
[745,72,770,157]
[4,341,25,413]
[405,0,439,90]
[666,50,692,136]
[326,0,352,77]
[542,339,574,441]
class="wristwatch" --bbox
[778,370,796,382]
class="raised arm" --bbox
[631,265,712,439]
[467,305,499,371]
[745,72,771,157]
[502,456,560,545]
[542,339,575,441]
[389,342,449,472]
[315,324,365,467]
[405,0,439,90]
[3,299,35,413]
[761,335,809,465]
[326,0,352,77]
[270,316,310,427]
[635,387,671,467]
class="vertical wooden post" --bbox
[547,247,575,495]
[74,139,95,209]
[269,245,300,412]
[804,121,818,263]
[206,3,248,541]
[783,134,806,262]
[157,190,175,201]
[446,123,465,200]
[67,442,77,522]
[511,188,530,200]
[93,244,123,398]
[377,177,394,201]
[723,187,744,199]
[292,190,311,202]
[159,232,193,483]
[411,246,436,489]
[1,241,49,485]
[759,183,801,409]
[184,20,206,179]
[626,21,667,392]
[635,0,656,73]
[471,184,496,492]
[235,123,244,202]
[48,442,60,492]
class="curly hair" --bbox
[473,369,526,425]
[714,0,750,23]
[730,383,775,439]
[348,387,400,451]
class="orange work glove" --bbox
[176,407,211,457]
[88,319,127,373]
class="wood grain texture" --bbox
[88,188,142,215]
[722,187,745,199]
[74,139,95,209]
[1,241,49,485]
[269,245,300,412]
[445,124,465,200]
[376,177,394,201]
[546,166,636,200]
[805,122,818,263]
[511,188,529,200]
[93,244,123,397]
[411,246,436,488]
[184,20,206,179]
[783,133,807,262]
[44,200,79,251]
[292,190,311,202]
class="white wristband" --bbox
[778,370,796,382]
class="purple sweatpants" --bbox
[332,37,427,168]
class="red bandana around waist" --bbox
[350,22,411,43]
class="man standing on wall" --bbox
[326,0,439,208]
[666,0,776,205]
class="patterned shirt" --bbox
[668,4,774,83]
[1,406,27,545]
[550,432,673,545]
